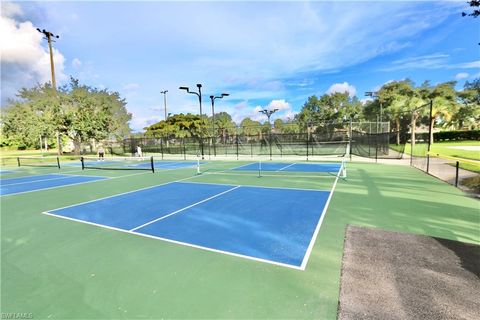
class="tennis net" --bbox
[80,156,155,173]
[17,156,61,169]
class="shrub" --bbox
[434,130,480,141]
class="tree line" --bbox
[1,78,478,153]
[145,79,479,144]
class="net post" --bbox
[81,157,85,170]
[455,161,459,187]
[56,156,61,169]
[150,156,155,173]
[17,157,20,167]
[258,160,262,178]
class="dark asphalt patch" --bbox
[337,225,480,320]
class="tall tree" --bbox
[1,78,132,154]
[455,79,480,129]
[427,82,458,143]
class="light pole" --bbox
[179,84,204,159]
[210,93,229,156]
[160,90,168,121]
[259,108,279,160]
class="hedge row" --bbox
[434,130,480,141]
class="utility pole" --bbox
[161,90,168,121]
[37,28,59,89]
[37,28,61,155]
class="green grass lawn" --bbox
[1,160,478,319]
[404,140,479,160]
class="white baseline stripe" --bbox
[224,162,257,171]
[41,210,302,270]
[1,174,89,186]
[46,173,203,212]
[299,164,343,270]
[130,185,241,231]
[276,163,296,172]
[1,171,148,197]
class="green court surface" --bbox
[1,161,479,319]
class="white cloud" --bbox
[72,58,82,68]
[0,2,66,105]
[456,61,480,69]
[455,72,469,80]
[266,99,290,111]
[123,83,140,91]
[129,114,162,132]
[326,82,357,97]
[1,1,22,17]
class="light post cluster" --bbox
[210,93,229,156]
[179,84,230,159]
[259,108,279,160]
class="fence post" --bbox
[426,154,430,173]
[455,161,459,187]
[306,133,309,161]
[160,137,164,160]
[410,131,413,166]
[236,135,239,160]
[349,119,353,162]
[183,138,186,160]
[427,99,433,153]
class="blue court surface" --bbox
[0,170,15,174]
[130,161,199,170]
[235,162,342,173]
[45,181,332,268]
[0,174,107,196]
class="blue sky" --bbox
[2,1,479,131]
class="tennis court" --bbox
[44,180,333,269]
[1,155,478,319]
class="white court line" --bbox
[0,174,102,186]
[129,185,241,232]
[41,210,302,271]
[1,171,148,197]
[276,163,296,171]
[44,174,202,212]
[299,164,343,270]
[225,162,257,171]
